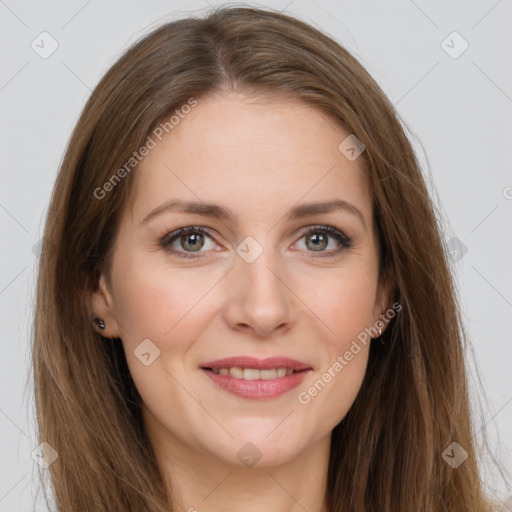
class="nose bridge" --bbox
[224,232,296,335]
[239,236,283,291]
[238,233,288,304]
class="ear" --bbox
[372,269,395,335]
[85,273,121,338]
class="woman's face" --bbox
[90,92,391,468]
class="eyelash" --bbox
[159,225,352,260]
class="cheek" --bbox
[110,252,229,398]
[304,264,378,347]
[292,266,376,419]
[111,251,212,343]
[112,256,214,435]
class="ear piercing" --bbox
[93,317,106,330]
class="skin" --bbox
[89,92,393,512]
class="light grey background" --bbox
[1,0,511,510]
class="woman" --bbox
[32,6,499,511]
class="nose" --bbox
[222,245,297,338]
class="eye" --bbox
[160,226,218,259]
[293,225,352,258]
[160,224,352,259]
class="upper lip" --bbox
[201,356,312,371]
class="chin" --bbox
[205,427,311,469]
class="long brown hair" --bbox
[32,6,498,511]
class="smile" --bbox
[200,356,312,400]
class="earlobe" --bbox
[86,273,121,338]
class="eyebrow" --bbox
[141,199,366,230]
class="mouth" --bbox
[200,356,312,399]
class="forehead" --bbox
[128,92,371,226]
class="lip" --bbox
[200,356,312,371]
[201,368,311,400]
[200,356,312,400]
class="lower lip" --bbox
[201,369,311,400]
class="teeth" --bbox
[243,368,260,380]
[259,369,277,380]
[210,367,297,380]
[230,367,244,379]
